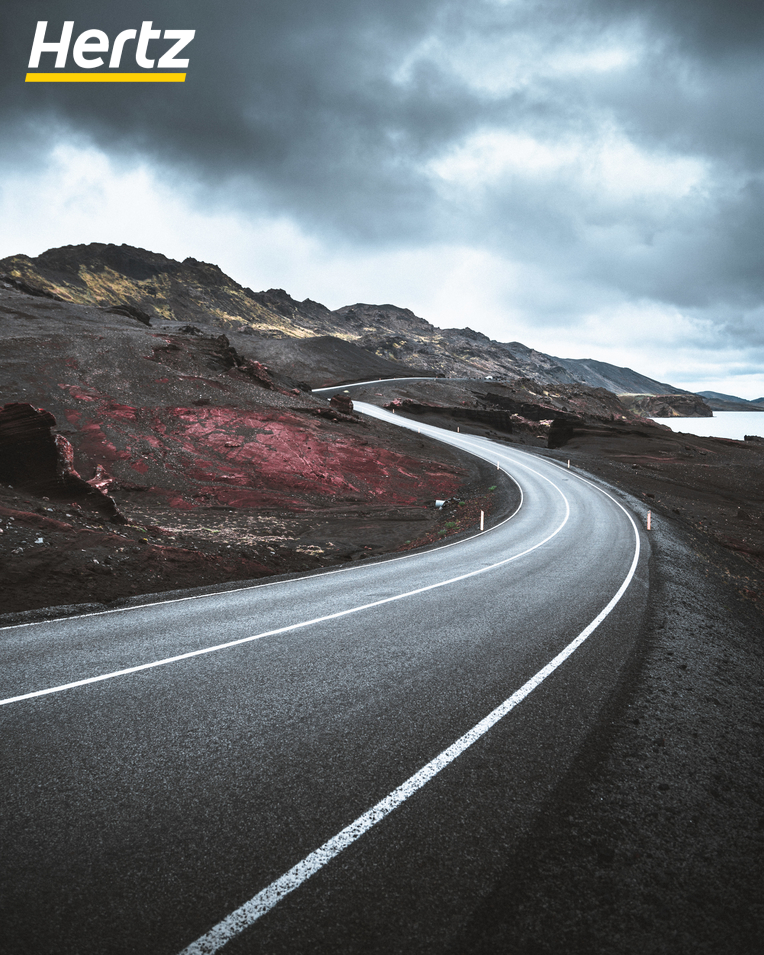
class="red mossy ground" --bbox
[56,394,467,511]
[4,284,759,620]
[0,289,507,616]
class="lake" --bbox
[651,411,764,441]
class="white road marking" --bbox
[2,390,644,952]
[178,482,641,955]
[313,377,437,392]
[0,463,561,707]
[0,419,519,633]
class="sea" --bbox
[650,411,764,441]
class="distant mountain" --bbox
[552,356,686,397]
[697,391,764,412]
[699,390,751,404]
[0,243,706,408]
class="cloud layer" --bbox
[1,0,762,394]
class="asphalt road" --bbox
[1,405,649,955]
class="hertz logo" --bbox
[25,21,194,82]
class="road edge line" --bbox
[177,499,641,955]
[0,408,521,632]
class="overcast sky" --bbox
[1,0,762,397]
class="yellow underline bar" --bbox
[25,72,186,83]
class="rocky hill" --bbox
[617,393,713,418]
[0,282,504,615]
[0,243,323,337]
[1,242,761,621]
[0,243,707,405]
[551,356,686,396]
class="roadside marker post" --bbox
[647,510,652,531]
[480,510,484,531]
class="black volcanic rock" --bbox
[366,376,650,443]
[547,417,668,450]
[102,303,152,326]
[242,335,429,388]
[330,394,354,415]
[0,402,123,518]
[36,243,181,281]
[0,403,59,487]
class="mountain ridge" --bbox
[0,242,707,408]
[697,391,764,412]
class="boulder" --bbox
[330,393,354,415]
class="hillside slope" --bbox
[0,283,502,614]
[698,391,764,412]
[0,243,705,402]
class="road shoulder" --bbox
[451,493,764,955]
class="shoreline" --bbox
[650,410,764,442]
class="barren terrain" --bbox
[0,287,508,618]
[1,247,761,953]
[346,378,764,612]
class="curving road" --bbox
[0,404,648,955]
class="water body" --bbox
[651,411,764,441]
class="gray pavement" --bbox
[0,407,649,954]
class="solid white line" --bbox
[0,417,522,633]
[312,377,438,392]
[0,472,562,708]
[178,488,641,955]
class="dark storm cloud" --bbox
[580,0,764,174]
[1,0,762,353]
[1,0,495,240]
[584,0,764,58]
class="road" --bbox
[0,405,648,955]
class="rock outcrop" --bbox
[376,377,648,438]
[330,393,354,415]
[0,403,124,519]
[618,393,713,418]
[547,417,665,450]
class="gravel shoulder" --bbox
[451,479,764,955]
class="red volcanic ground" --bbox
[0,288,506,615]
[62,400,464,510]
